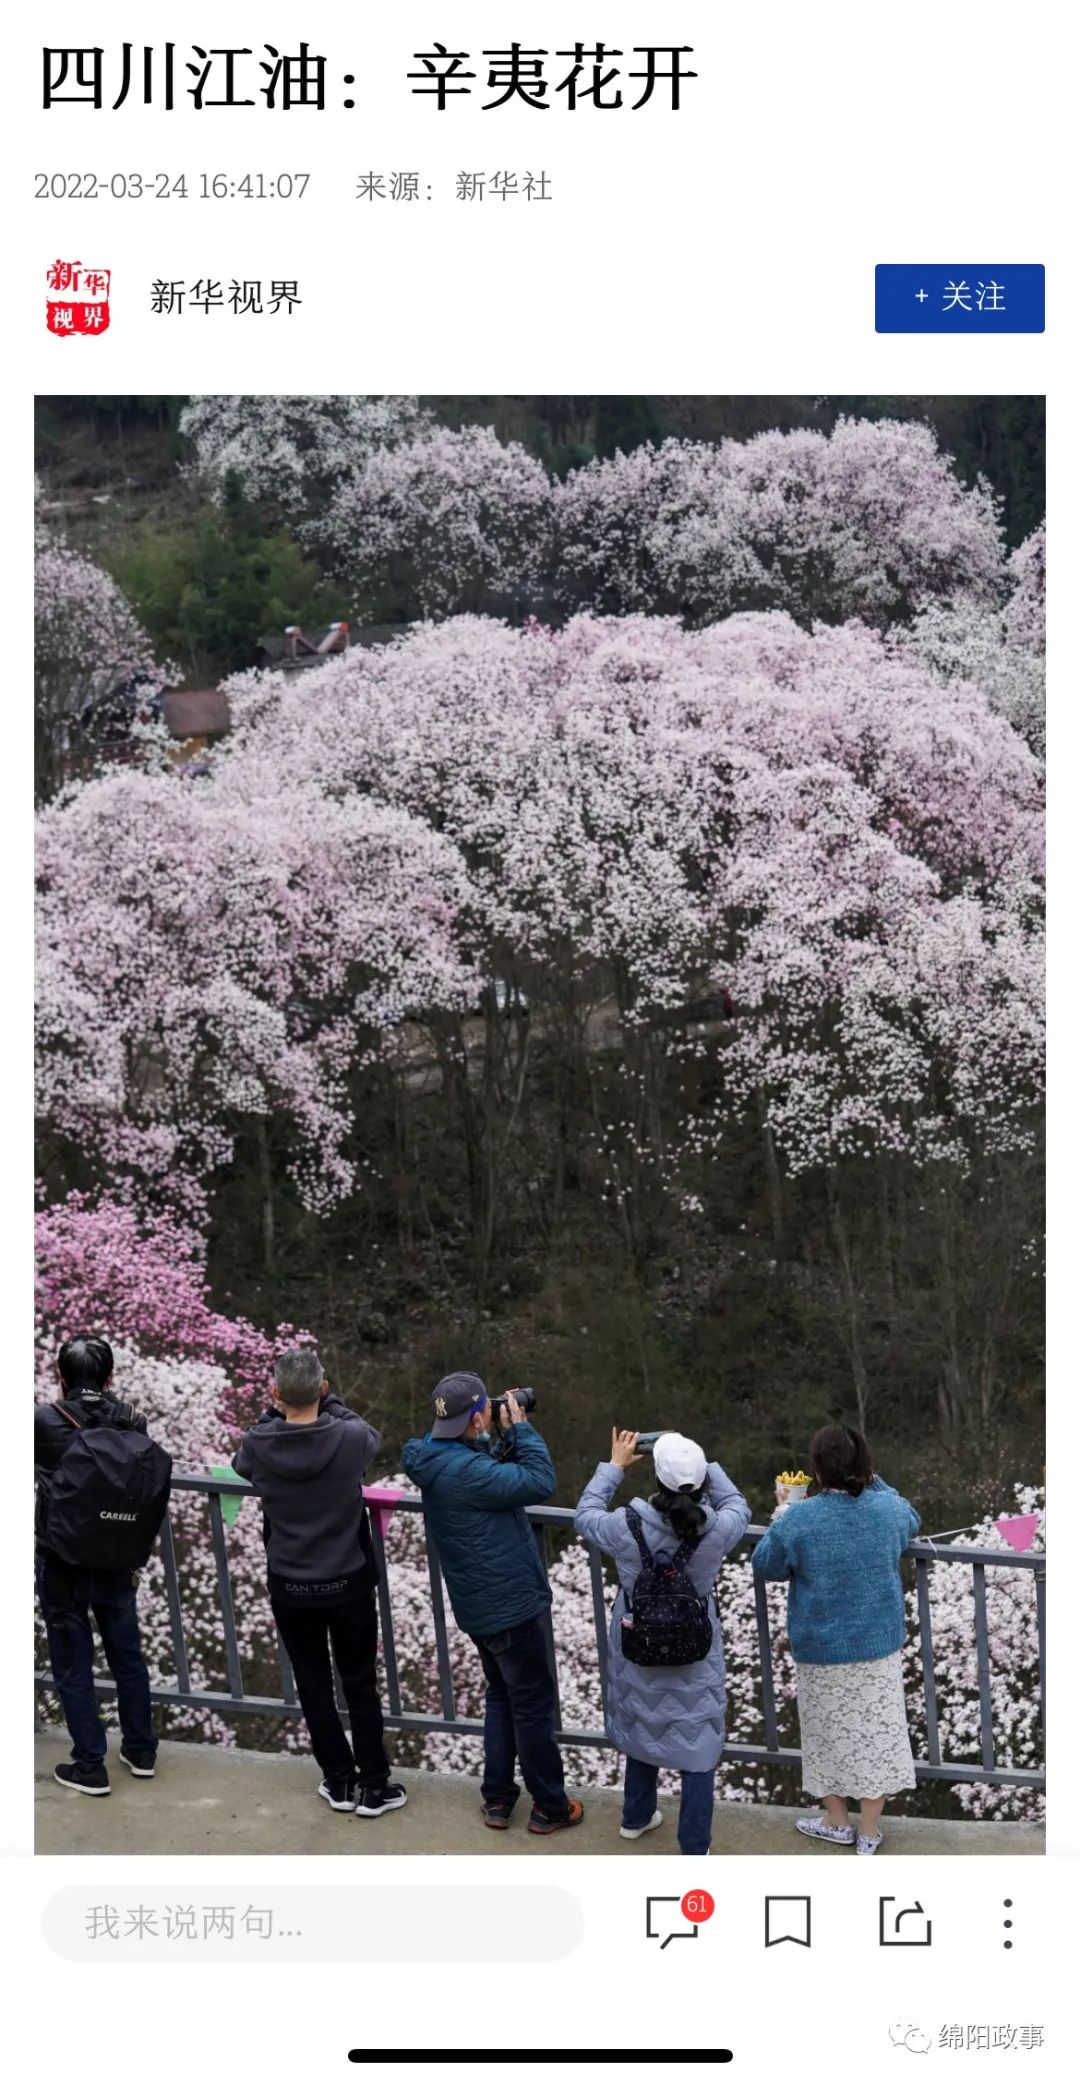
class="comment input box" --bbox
[43,1886,584,1962]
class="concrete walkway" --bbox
[35,1733,1044,1857]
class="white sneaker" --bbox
[795,1814,855,1845]
[856,1831,883,1855]
[620,1809,663,1840]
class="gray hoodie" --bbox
[233,1395,382,1584]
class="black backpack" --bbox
[44,1405,173,1572]
[620,1504,714,1667]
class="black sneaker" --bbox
[119,1749,157,1779]
[481,1799,514,1830]
[53,1761,110,1797]
[355,1781,408,1818]
[317,1777,357,1813]
[527,1797,584,1835]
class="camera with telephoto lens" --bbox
[490,1386,537,1423]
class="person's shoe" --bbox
[317,1776,357,1813]
[620,1809,663,1840]
[481,1799,514,1829]
[53,1761,110,1797]
[355,1781,408,1817]
[856,1831,883,1856]
[795,1814,855,1845]
[119,1749,157,1779]
[527,1798,584,1835]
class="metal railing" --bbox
[37,1474,1046,1793]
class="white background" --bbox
[3,5,1073,2079]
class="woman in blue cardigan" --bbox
[752,1424,919,1855]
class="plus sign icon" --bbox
[46,259,112,337]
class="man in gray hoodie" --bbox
[233,1347,406,1819]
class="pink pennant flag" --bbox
[364,1485,406,1541]
[994,1513,1040,1552]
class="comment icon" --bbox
[645,1894,710,1948]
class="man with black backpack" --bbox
[35,1337,173,1796]
[232,1348,406,1820]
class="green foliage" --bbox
[35,395,191,477]
[109,499,351,679]
[594,394,663,458]
[198,1058,1043,1534]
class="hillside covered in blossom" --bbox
[35,397,1045,1818]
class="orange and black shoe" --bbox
[481,1799,514,1829]
[527,1798,584,1835]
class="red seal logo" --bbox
[46,259,111,336]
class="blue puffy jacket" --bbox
[400,1423,556,1638]
[574,1460,751,1771]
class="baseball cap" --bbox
[653,1432,708,1491]
[430,1371,489,1439]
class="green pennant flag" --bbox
[209,1464,245,1529]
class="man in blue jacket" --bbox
[402,1373,583,1835]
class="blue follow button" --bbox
[875,264,1044,332]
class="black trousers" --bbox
[271,1594,389,1786]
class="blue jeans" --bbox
[623,1755,715,1855]
[472,1614,568,1818]
[36,1553,157,1770]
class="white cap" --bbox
[653,1432,708,1492]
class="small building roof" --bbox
[255,621,352,671]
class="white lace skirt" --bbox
[796,1649,917,1798]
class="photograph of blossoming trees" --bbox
[34,396,1045,1823]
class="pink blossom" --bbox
[313,425,554,614]
[35,535,174,740]
[36,765,477,1221]
[554,419,1006,628]
[179,394,431,518]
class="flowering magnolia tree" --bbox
[179,394,431,521]
[34,532,175,797]
[1004,523,1046,654]
[36,764,476,1230]
[38,609,1043,1413]
[35,606,1045,1306]
[35,1194,289,1420]
[312,425,555,618]
[222,613,1044,1212]
[553,418,1007,629]
[900,522,1046,756]
[900,1488,1045,1821]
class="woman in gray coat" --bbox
[574,1428,751,1855]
